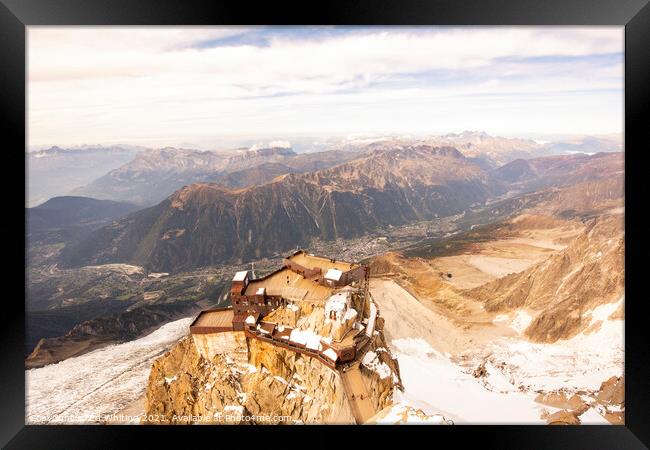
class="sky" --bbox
[28,26,623,149]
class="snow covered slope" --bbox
[26,317,193,424]
[391,337,549,424]
[484,297,624,393]
[371,278,622,424]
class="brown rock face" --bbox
[597,376,624,406]
[535,392,586,411]
[245,338,358,423]
[603,411,624,425]
[359,333,401,413]
[536,376,625,426]
[143,333,359,424]
[142,304,399,424]
[469,215,624,342]
[546,409,581,425]
[143,335,245,424]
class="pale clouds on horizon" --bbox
[28,26,623,148]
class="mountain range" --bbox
[72,146,365,205]
[59,146,495,271]
[57,148,622,273]
[25,133,625,426]
[469,214,624,342]
[328,132,621,169]
[29,132,620,208]
[492,152,623,190]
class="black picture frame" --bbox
[2,0,648,448]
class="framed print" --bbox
[2,0,648,448]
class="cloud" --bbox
[27,26,623,147]
[249,140,291,151]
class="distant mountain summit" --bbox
[59,145,495,272]
[492,152,623,191]
[444,130,491,140]
[72,146,299,205]
[72,146,366,206]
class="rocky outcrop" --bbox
[143,303,400,424]
[535,392,586,411]
[358,332,402,411]
[368,403,453,424]
[595,376,625,425]
[544,409,582,425]
[536,375,625,425]
[143,333,362,424]
[469,215,624,342]
[245,338,356,423]
[597,376,624,406]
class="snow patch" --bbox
[586,299,622,326]
[391,337,548,424]
[510,310,533,335]
[224,405,244,415]
[486,297,624,393]
[362,351,392,380]
[324,291,350,321]
[343,308,358,322]
[323,348,338,362]
[376,403,450,425]
[580,407,612,424]
[289,328,324,351]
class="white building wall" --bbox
[366,302,377,337]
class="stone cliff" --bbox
[143,303,401,424]
[469,214,624,342]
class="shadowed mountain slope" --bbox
[60,146,495,271]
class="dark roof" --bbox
[258,321,276,335]
[272,325,292,340]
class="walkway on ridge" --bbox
[338,362,376,424]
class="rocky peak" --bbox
[143,298,401,424]
[469,214,624,342]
